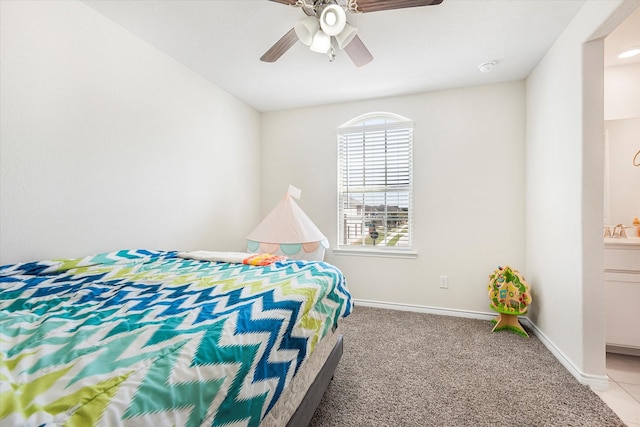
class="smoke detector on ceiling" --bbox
[478,61,497,73]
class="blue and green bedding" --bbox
[0,249,352,426]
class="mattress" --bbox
[261,326,340,426]
[0,249,352,426]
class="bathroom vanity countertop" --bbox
[605,237,640,247]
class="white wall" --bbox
[604,63,640,230]
[261,81,525,314]
[605,63,640,120]
[605,118,640,227]
[0,1,261,265]
[525,0,626,382]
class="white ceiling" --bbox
[81,0,637,112]
[604,5,640,67]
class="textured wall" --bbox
[526,0,626,380]
[0,1,261,264]
[261,81,526,315]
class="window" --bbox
[337,113,413,255]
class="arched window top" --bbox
[336,111,414,253]
[339,112,412,129]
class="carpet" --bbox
[309,305,624,426]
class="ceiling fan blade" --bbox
[268,0,298,5]
[260,28,298,63]
[353,0,443,13]
[343,35,373,67]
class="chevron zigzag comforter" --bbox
[0,249,352,427]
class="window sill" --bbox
[331,248,418,259]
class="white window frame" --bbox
[334,112,416,258]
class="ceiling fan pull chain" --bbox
[328,46,336,62]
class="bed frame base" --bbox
[286,334,343,426]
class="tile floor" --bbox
[594,353,640,426]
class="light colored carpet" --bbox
[310,305,624,426]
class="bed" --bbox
[0,249,352,426]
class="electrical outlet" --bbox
[439,276,448,289]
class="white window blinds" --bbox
[337,114,413,250]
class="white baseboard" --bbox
[353,298,610,391]
[606,345,640,357]
[354,298,497,321]
[518,318,609,391]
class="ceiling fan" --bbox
[261,0,444,67]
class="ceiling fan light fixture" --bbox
[319,4,347,36]
[263,0,446,66]
[335,23,357,49]
[294,16,319,46]
[309,29,331,53]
